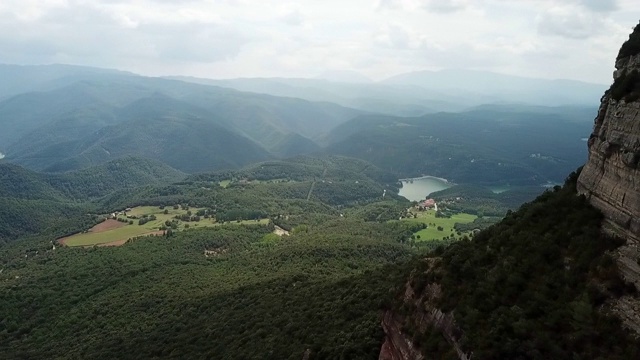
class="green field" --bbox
[62,206,268,247]
[401,210,477,241]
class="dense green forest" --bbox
[3,158,637,359]
[2,152,637,359]
[0,157,184,243]
[395,171,640,359]
[326,106,593,185]
[429,184,545,217]
[0,222,420,359]
[0,155,438,359]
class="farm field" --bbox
[60,206,269,247]
[401,210,477,241]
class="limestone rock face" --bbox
[577,47,640,244]
[577,26,640,332]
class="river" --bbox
[398,176,453,202]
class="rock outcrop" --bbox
[576,23,640,333]
[378,259,470,360]
[577,23,640,244]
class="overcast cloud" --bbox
[0,0,638,83]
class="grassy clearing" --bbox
[61,226,160,247]
[62,206,268,247]
[402,210,476,241]
[219,180,231,188]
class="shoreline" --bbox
[399,175,452,184]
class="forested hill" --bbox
[0,67,363,173]
[186,155,399,187]
[325,105,594,185]
[0,157,184,201]
[0,157,184,243]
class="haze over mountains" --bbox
[170,69,605,116]
[0,63,600,185]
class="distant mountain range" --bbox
[0,64,359,173]
[169,69,606,116]
[0,64,601,181]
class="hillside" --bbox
[326,105,594,185]
[0,155,425,359]
[0,158,184,243]
[38,96,272,173]
[0,69,361,172]
[168,76,455,115]
[0,64,135,99]
[381,173,640,359]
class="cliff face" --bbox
[378,259,470,360]
[577,24,640,331]
[577,57,640,243]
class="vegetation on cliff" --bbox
[610,23,640,102]
[617,21,640,60]
[609,69,640,102]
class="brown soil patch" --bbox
[96,230,166,247]
[92,219,127,232]
[58,219,126,246]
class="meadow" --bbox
[401,209,476,241]
[60,206,268,247]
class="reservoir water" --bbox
[398,176,452,202]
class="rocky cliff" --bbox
[379,259,470,360]
[577,25,640,243]
[577,23,640,332]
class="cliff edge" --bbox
[577,22,640,244]
[577,22,640,332]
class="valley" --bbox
[1,16,639,360]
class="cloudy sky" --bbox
[1,0,638,83]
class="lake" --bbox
[398,176,452,202]
[488,185,511,194]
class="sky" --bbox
[0,0,638,84]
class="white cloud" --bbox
[578,0,618,13]
[0,0,637,84]
[536,5,609,39]
[422,0,471,13]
